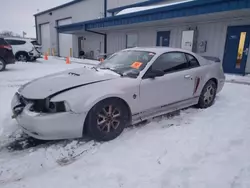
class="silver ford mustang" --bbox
[11,47,225,141]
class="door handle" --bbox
[184,75,191,79]
[244,48,249,56]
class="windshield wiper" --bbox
[100,67,123,76]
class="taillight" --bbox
[0,45,12,50]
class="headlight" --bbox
[48,101,71,113]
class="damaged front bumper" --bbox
[11,93,86,140]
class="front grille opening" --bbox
[30,100,66,113]
[17,93,66,113]
[30,99,48,112]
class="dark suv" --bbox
[0,37,15,71]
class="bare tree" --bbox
[0,30,21,37]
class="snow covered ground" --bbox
[226,74,250,85]
[0,58,250,188]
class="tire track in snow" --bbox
[225,80,250,86]
[0,108,194,186]
[0,138,100,186]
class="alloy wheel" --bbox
[18,55,27,62]
[97,105,121,133]
[203,84,215,105]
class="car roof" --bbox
[123,46,196,54]
[122,46,209,66]
[4,37,33,42]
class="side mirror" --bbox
[146,69,165,79]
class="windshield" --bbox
[97,50,155,76]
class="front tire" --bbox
[85,98,130,141]
[197,80,217,108]
[0,58,6,71]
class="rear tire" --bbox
[85,98,130,141]
[197,80,217,108]
[0,58,6,71]
[16,52,29,62]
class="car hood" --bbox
[18,67,119,99]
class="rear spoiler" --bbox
[202,56,221,63]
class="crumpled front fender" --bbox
[51,88,128,114]
[50,80,140,115]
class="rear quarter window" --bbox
[185,53,200,68]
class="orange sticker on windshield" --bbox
[131,62,143,69]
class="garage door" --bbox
[58,18,73,57]
[40,23,51,54]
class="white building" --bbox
[34,0,250,75]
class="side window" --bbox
[5,40,14,45]
[186,53,200,68]
[5,39,26,45]
[151,52,188,73]
[17,40,26,45]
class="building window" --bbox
[126,33,138,48]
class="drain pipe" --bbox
[104,0,107,18]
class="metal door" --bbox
[40,23,50,54]
[223,26,250,75]
[139,69,196,113]
[58,18,73,57]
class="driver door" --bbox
[139,52,196,114]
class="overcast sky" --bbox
[0,0,71,38]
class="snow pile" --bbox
[0,59,250,188]
[226,74,250,85]
[53,56,99,65]
[116,0,194,16]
